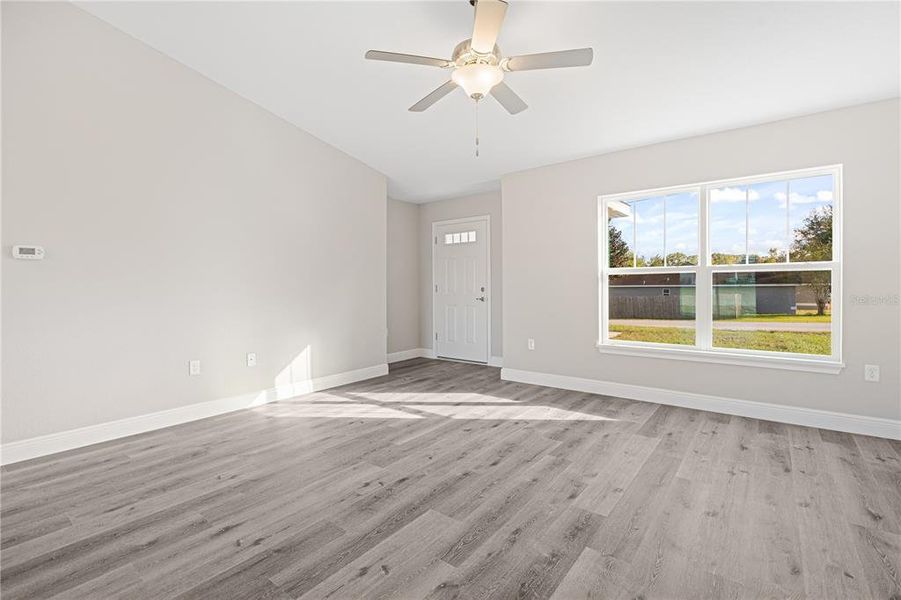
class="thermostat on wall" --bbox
[12,245,45,260]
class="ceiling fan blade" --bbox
[471,0,508,55]
[409,81,458,112]
[365,50,451,68]
[504,48,593,71]
[490,81,527,115]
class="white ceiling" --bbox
[78,1,899,203]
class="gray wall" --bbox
[502,99,900,420]
[419,191,503,358]
[2,2,387,442]
[387,198,420,354]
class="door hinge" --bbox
[434,284,438,292]
[434,236,438,245]
[435,332,438,341]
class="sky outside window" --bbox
[748,180,788,263]
[664,191,698,265]
[710,175,833,265]
[710,185,750,264]
[608,192,698,268]
[788,174,833,261]
[635,196,665,266]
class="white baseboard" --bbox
[501,367,901,440]
[0,364,388,466]
[388,348,501,367]
[387,348,429,363]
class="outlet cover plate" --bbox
[864,364,880,382]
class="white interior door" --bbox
[433,219,489,363]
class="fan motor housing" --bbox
[452,39,502,67]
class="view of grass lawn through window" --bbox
[610,312,832,355]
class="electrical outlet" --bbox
[246,352,257,367]
[527,338,535,351]
[864,364,880,382]
[188,360,201,376]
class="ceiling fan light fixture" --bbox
[365,0,594,117]
[452,62,503,99]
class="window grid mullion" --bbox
[632,203,637,269]
[708,261,838,273]
[663,196,667,267]
[744,186,750,265]
[697,184,713,351]
[785,180,791,264]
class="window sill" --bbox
[595,342,844,374]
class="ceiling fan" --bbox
[364,0,593,116]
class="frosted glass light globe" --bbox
[452,63,503,99]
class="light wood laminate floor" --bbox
[1,358,899,599]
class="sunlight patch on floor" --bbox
[312,391,519,404]
[403,404,615,421]
[262,403,423,419]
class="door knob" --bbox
[476,296,486,302]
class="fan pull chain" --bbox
[475,99,480,158]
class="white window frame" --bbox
[597,165,843,374]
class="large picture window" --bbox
[598,166,841,372]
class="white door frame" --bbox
[431,215,491,363]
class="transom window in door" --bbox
[445,231,477,245]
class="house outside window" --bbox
[598,165,842,373]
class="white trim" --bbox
[600,164,843,202]
[386,348,496,365]
[389,349,501,367]
[598,164,842,366]
[0,364,388,465]
[501,368,900,440]
[387,348,429,363]
[595,342,843,374]
[601,182,702,205]
[402,349,498,367]
[431,214,491,363]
